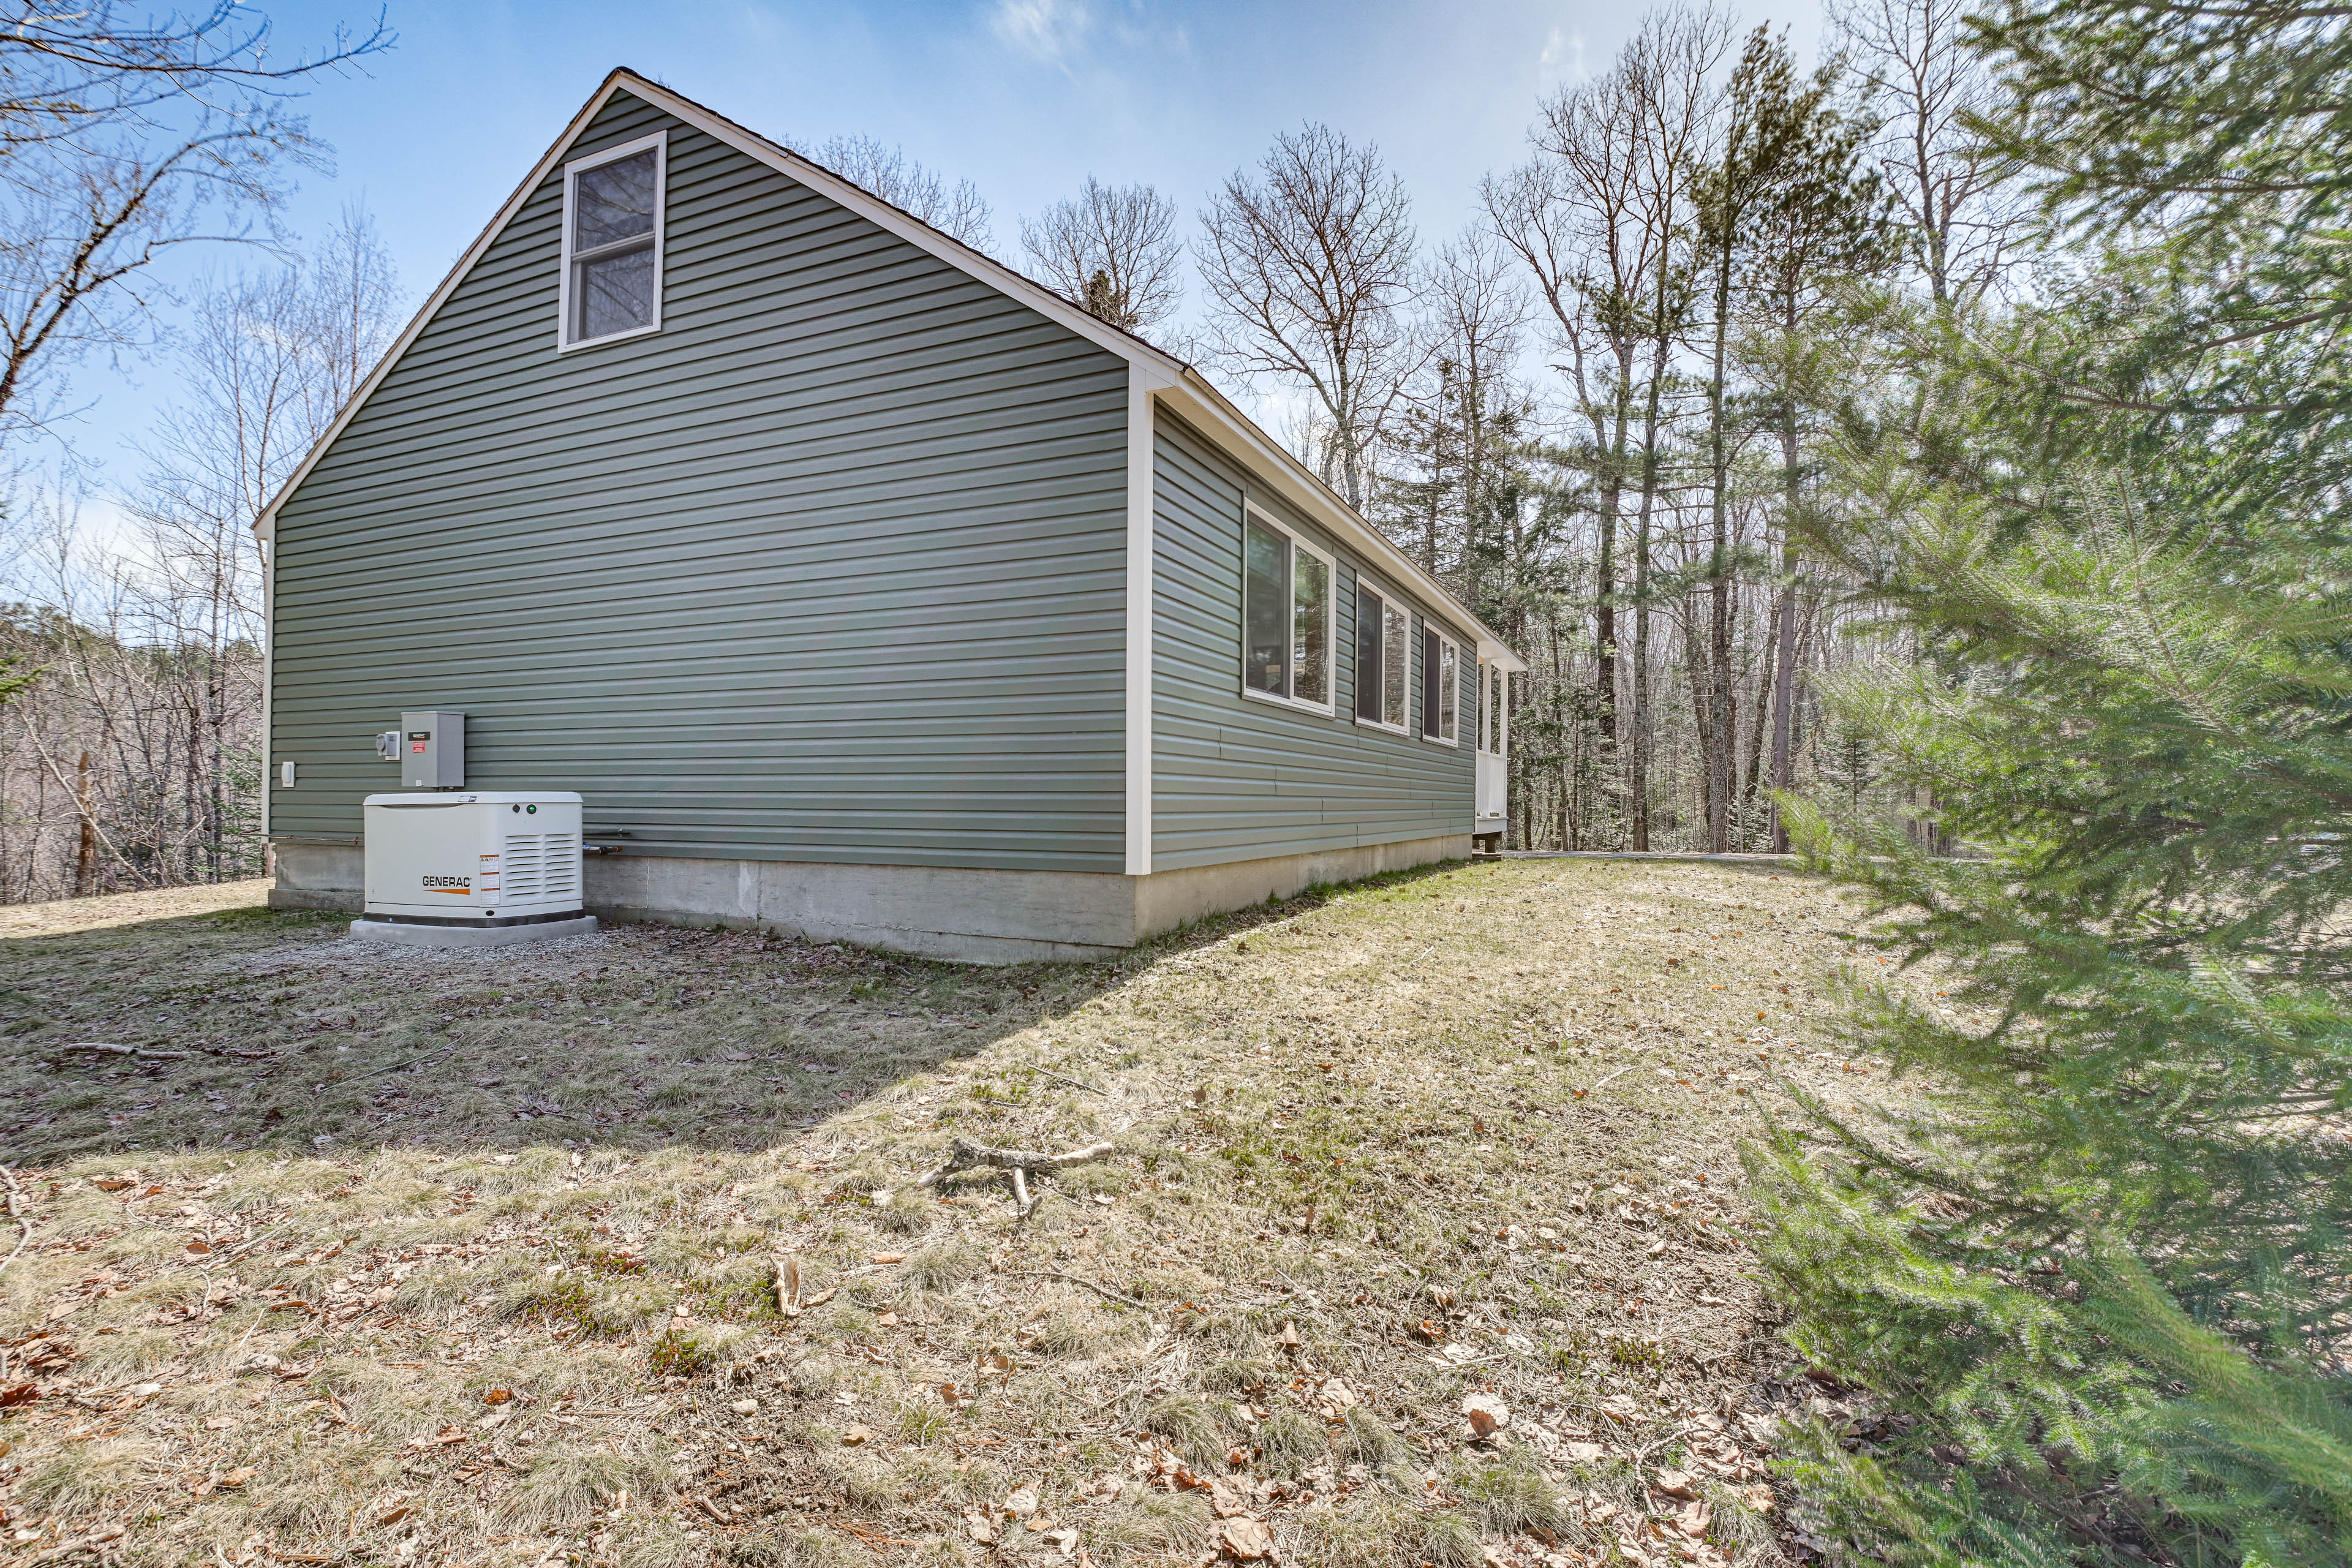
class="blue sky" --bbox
[59,0,1828,492]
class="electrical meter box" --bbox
[361,792,584,928]
[399,710,464,789]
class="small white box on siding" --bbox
[362,792,584,926]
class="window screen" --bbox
[1355,586,1382,721]
[1292,549,1329,706]
[1382,601,1408,728]
[1422,627,1440,737]
[568,146,662,344]
[1244,519,1289,698]
[1242,513,1333,709]
[1438,638,1458,742]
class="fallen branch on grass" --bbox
[918,1137,1117,1186]
[1001,1268,1150,1311]
[56,1042,190,1061]
[771,1255,836,1318]
[1571,1065,1636,1101]
[916,1136,1118,1217]
[0,1167,28,1276]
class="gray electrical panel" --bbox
[399,710,465,789]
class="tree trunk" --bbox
[1703,245,1735,854]
[1768,466,1803,853]
[1629,311,1674,852]
[1744,582,1778,843]
[74,750,96,897]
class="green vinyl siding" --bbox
[1152,412,1475,871]
[267,91,1130,872]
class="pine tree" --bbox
[1747,4,2352,1555]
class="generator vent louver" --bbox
[500,833,579,900]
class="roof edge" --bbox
[254,67,1526,672]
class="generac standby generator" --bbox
[353,793,596,948]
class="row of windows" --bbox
[1241,508,1467,747]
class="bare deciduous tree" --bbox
[1196,123,1420,510]
[0,2,390,450]
[0,213,400,900]
[1020,176,1181,334]
[1485,10,1726,835]
[1831,0,2020,307]
[799,134,995,251]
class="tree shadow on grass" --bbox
[0,859,1468,1169]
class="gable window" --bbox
[1241,508,1332,712]
[560,133,666,349]
[1354,582,1410,731]
[1421,625,1460,744]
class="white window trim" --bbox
[556,129,668,352]
[1478,659,1508,755]
[1352,576,1411,736]
[1238,503,1336,717]
[1421,624,1463,748]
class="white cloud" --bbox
[1539,26,1587,83]
[989,0,1095,63]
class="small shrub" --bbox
[1256,1408,1327,1471]
[1144,1392,1229,1466]
[1335,1407,1406,1468]
[645,1327,715,1379]
[1452,1451,1572,1536]
[1607,1334,1663,1371]
[1418,1509,1483,1568]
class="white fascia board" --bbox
[1126,361,1178,878]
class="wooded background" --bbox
[0,0,2005,904]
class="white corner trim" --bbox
[259,530,274,841]
[1126,366,1170,878]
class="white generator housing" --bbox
[357,793,591,944]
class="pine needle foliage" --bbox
[1741,7,2352,1561]
[1749,453,2352,1565]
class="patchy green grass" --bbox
[0,859,1902,1566]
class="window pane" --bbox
[1422,627,1440,737]
[1292,549,1329,706]
[1439,641,1458,741]
[578,244,656,339]
[1355,586,1381,721]
[1382,602,1408,728]
[575,150,658,251]
[1243,520,1288,697]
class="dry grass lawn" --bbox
[0,858,1907,1568]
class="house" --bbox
[258,69,1524,963]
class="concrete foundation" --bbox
[271,832,1469,965]
[350,914,601,949]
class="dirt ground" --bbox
[0,859,1904,1568]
